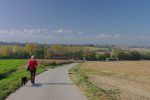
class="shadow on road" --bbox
[26,82,75,87]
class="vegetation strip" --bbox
[1,44,150,61]
[69,63,119,100]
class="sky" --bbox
[0,0,150,46]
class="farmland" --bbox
[129,48,150,53]
[0,60,26,79]
[0,59,73,100]
[70,61,150,100]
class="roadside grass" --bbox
[0,59,72,100]
[69,63,119,100]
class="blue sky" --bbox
[0,0,150,45]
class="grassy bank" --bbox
[0,59,72,100]
[69,63,119,100]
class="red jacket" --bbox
[28,59,38,70]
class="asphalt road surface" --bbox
[6,63,87,100]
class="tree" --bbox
[12,45,28,58]
[130,51,141,60]
[25,44,41,57]
[0,46,12,58]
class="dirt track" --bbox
[6,63,87,100]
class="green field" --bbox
[0,59,48,100]
[0,59,72,100]
[0,60,26,99]
[0,60,26,79]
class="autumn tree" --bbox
[0,46,12,58]
[25,44,43,58]
[12,45,27,58]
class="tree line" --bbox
[0,44,150,60]
[0,44,97,60]
[112,49,150,60]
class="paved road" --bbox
[6,63,87,100]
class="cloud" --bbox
[53,28,85,37]
[96,34,111,38]
[77,32,84,35]
[137,35,150,40]
[53,28,72,33]
[0,28,54,43]
[0,28,87,43]
[1,28,149,46]
[0,29,47,35]
[114,34,120,38]
[95,33,121,39]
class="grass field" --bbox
[130,48,150,54]
[70,61,150,100]
[0,59,73,100]
[83,47,101,51]
[83,46,109,52]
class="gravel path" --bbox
[6,63,87,100]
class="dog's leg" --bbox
[22,80,25,86]
[24,81,26,86]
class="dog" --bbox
[21,77,27,86]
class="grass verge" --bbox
[0,62,71,100]
[69,63,120,100]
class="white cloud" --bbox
[0,31,3,34]
[37,29,41,33]
[114,34,120,38]
[137,35,150,40]
[95,33,120,39]
[53,28,85,38]
[53,28,72,33]
[0,28,53,43]
[96,34,111,39]
[2,28,148,45]
[77,32,83,35]
[0,28,47,35]
[42,28,47,32]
